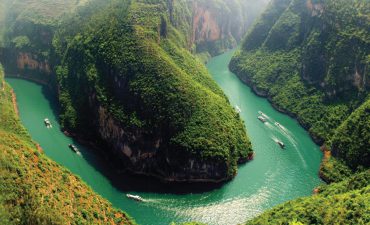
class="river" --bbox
[6,50,322,225]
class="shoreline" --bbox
[7,76,241,185]
[230,67,328,183]
[5,74,54,89]
[63,129,244,185]
[233,71,325,145]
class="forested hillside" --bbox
[231,0,370,223]
[246,171,370,225]
[230,0,369,175]
[0,0,88,84]
[52,0,252,183]
[0,0,272,183]
[0,65,135,225]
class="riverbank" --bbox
[228,55,353,184]
[7,51,323,225]
[233,71,324,146]
[1,72,136,225]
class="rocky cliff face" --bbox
[93,100,230,182]
[190,0,269,57]
[241,0,369,98]
[16,52,51,73]
[300,0,369,97]
[0,0,81,84]
[1,0,269,80]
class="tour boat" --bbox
[68,144,80,154]
[258,116,267,123]
[276,140,285,149]
[274,122,284,129]
[258,111,268,118]
[126,194,144,202]
[44,118,52,128]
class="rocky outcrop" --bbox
[192,2,222,44]
[191,0,269,56]
[87,93,231,183]
[300,0,369,96]
[16,52,51,74]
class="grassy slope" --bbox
[0,65,135,224]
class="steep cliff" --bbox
[230,0,369,173]
[0,65,135,225]
[0,0,89,84]
[190,0,269,60]
[53,0,252,183]
[0,0,269,74]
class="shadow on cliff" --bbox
[73,137,227,194]
[10,77,227,195]
[23,78,226,195]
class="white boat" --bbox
[258,111,268,118]
[274,122,284,129]
[44,118,52,128]
[275,140,285,149]
[235,105,241,114]
[126,194,144,202]
[257,116,267,123]
[68,144,80,154]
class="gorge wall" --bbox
[0,0,268,183]
[52,0,254,183]
[0,0,269,81]
[230,0,369,173]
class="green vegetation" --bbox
[0,65,135,224]
[320,156,353,183]
[53,0,252,180]
[246,171,370,225]
[3,0,86,25]
[231,0,370,173]
[331,99,370,169]
[231,0,370,223]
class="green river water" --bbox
[6,50,323,225]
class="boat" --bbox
[274,122,284,129]
[68,144,80,154]
[44,118,52,128]
[257,116,267,123]
[235,105,241,114]
[258,111,268,118]
[126,194,144,202]
[276,140,285,149]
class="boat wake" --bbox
[258,111,270,119]
[263,115,298,148]
[265,122,274,129]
